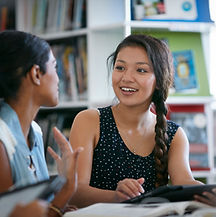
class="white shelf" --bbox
[193,171,213,177]
[40,101,89,110]
[166,96,215,104]
[39,28,88,40]
[129,20,214,33]
[88,21,214,33]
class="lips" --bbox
[120,87,138,92]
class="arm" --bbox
[68,109,141,208]
[0,140,13,192]
[68,109,118,207]
[47,127,83,217]
[168,127,203,185]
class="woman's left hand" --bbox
[194,188,216,207]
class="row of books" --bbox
[51,36,87,102]
[16,0,86,34]
[168,104,209,171]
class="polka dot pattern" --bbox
[89,106,179,193]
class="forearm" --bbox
[182,178,204,185]
[69,183,116,208]
[171,176,204,186]
[48,181,75,217]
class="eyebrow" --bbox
[116,59,150,66]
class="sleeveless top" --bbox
[0,101,49,188]
[90,106,179,193]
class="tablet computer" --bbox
[0,175,66,217]
[122,184,216,204]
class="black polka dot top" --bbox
[89,106,179,193]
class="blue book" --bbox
[172,50,199,93]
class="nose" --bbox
[122,68,134,82]
[56,71,59,83]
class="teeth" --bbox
[121,87,137,92]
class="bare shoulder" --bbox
[70,108,100,149]
[73,108,99,126]
[71,108,100,136]
[169,126,189,153]
[172,126,188,142]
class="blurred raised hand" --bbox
[47,127,83,195]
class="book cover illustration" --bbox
[170,112,207,145]
[132,0,197,21]
[170,111,209,170]
[132,0,165,20]
[172,50,199,93]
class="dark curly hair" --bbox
[107,34,174,187]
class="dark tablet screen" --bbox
[122,184,216,204]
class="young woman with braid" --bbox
[68,34,202,208]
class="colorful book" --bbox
[169,110,207,145]
[131,0,213,22]
[168,104,209,170]
[172,50,198,93]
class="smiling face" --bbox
[112,46,156,108]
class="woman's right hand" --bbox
[194,188,216,207]
[48,127,83,195]
[115,177,145,202]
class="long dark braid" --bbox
[152,90,169,187]
[149,36,173,187]
[107,34,174,187]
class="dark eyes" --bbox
[115,66,124,71]
[114,65,148,73]
[137,68,147,73]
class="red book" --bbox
[0,7,8,31]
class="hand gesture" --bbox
[47,127,83,189]
[194,188,216,207]
[115,177,145,202]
